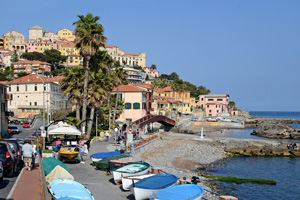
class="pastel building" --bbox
[59,42,79,56]
[57,29,75,42]
[111,85,152,123]
[100,44,146,68]
[198,94,229,117]
[5,74,69,118]
[67,54,83,66]
[25,39,38,52]
[29,25,59,41]
[144,66,159,78]
[0,83,9,138]
[123,67,146,83]
[3,31,26,53]
[13,60,51,77]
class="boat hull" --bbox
[122,174,155,191]
[113,167,149,184]
[49,179,94,200]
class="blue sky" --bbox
[1,0,300,111]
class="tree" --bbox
[150,64,157,70]
[146,74,149,80]
[17,72,30,78]
[11,51,19,62]
[73,13,107,138]
[228,101,236,112]
[21,52,46,61]
[44,49,67,70]
[197,86,210,95]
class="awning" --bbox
[47,122,81,135]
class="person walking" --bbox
[79,143,86,163]
[22,140,34,171]
[31,141,36,169]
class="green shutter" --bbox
[125,103,131,109]
[35,86,37,91]
[133,103,140,109]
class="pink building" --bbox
[144,66,159,78]
[198,94,230,117]
[112,85,152,123]
[25,39,38,52]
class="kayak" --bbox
[130,174,178,200]
[149,184,204,200]
[111,162,150,184]
[49,179,94,200]
[122,173,156,191]
[90,150,120,163]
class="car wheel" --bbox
[8,167,14,177]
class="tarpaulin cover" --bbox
[46,165,74,185]
[148,184,204,200]
[132,174,178,190]
[90,150,120,159]
[95,152,130,169]
[42,157,69,176]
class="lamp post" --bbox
[37,75,45,151]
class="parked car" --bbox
[2,139,23,170]
[9,119,21,125]
[0,142,17,177]
[23,122,30,128]
[0,159,3,184]
[8,125,19,135]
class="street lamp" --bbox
[36,74,45,151]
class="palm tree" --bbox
[150,64,157,70]
[60,67,85,120]
[73,13,107,136]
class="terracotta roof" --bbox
[0,81,8,85]
[135,83,152,89]
[13,60,50,65]
[112,85,144,92]
[104,44,117,48]
[154,89,165,93]
[124,53,139,56]
[6,74,58,84]
[48,76,64,83]
[163,86,173,92]
[206,103,227,105]
[4,51,13,56]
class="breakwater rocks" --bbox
[251,120,300,140]
[222,138,300,157]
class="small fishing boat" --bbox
[122,173,156,191]
[149,184,204,200]
[129,173,178,200]
[59,148,79,162]
[49,179,94,200]
[90,150,120,163]
[111,162,150,184]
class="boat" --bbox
[122,173,156,191]
[129,173,178,200]
[90,150,120,163]
[48,179,94,200]
[59,148,79,162]
[148,184,204,200]
[111,162,150,184]
[42,157,70,176]
[95,152,130,170]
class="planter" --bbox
[42,153,53,158]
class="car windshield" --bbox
[24,122,29,124]
[8,125,18,129]
[3,141,18,150]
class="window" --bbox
[216,105,218,108]
[209,110,212,113]
[118,93,122,100]
[148,102,151,109]
[25,85,27,91]
[9,86,11,92]
[29,102,32,106]
[142,103,146,110]
[35,85,37,91]
[17,86,19,92]
[217,99,223,101]
[44,85,46,91]
[125,103,131,109]
[207,105,209,108]
[34,102,37,106]
[217,110,219,113]
[133,103,140,109]
[208,99,214,101]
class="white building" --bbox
[123,67,146,83]
[5,74,69,119]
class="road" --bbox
[0,118,42,199]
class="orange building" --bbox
[13,60,51,77]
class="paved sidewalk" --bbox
[8,166,42,200]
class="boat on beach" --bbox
[90,150,120,163]
[48,178,94,200]
[148,184,204,200]
[129,173,178,200]
[111,162,150,184]
[59,148,79,162]
[122,173,156,191]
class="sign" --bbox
[41,130,46,137]
[128,128,133,134]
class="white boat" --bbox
[111,162,150,184]
[130,174,178,200]
[122,173,156,191]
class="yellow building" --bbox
[36,38,52,53]
[59,42,79,56]
[3,31,26,52]
[67,54,83,66]
[57,29,75,42]
[0,38,4,49]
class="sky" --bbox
[1,0,300,111]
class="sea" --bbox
[206,111,300,200]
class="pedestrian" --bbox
[31,141,36,169]
[105,131,110,142]
[22,140,34,171]
[115,127,119,137]
[79,143,86,163]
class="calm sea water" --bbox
[208,111,300,200]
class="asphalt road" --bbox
[0,119,42,199]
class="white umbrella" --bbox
[47,122,81,136]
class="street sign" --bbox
[128,128,133,134]
[41,130,46,137]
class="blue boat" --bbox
[129,174,178,200]
[49,179,94,200]
[149,184,204,200]
[90,150,120,162]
